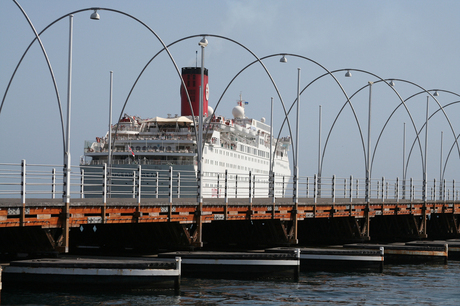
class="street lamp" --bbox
[90,9,100,20]
[197,36,207,203]
[366,81,373,203]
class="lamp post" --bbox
[423,96,429,202]
[402,122,406,199]
[317,105,322,197]
[292,67,300,244]
[62,14,74,253]
[365,82,373,203]
[195,36,207,247]
[108,71,113,197]
[197,36,207,202]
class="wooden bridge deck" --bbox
[0,197,458,229]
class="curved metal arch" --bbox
[6,1,66,155]
[113,35,295,168]
[404,98,460,180]
[379,86,460,179]
[317,69,419,179]
[2,6,185,161]
[345,79,430,176]
[443,132,460,182]
[205,54,294,171]
[253,55,355,173]
[111,35,196,156]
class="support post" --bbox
[216,174,219,199]
[79,169,83,199]
[52,168,56,199]
[313,174,317,204]
[21,159,26,227]
[102,163,107,223]
[156,171,159,198]
[132,171,136,199]
[225,170,228,220]
[137,165,142,207]
[177,172,181,198]
[349,175,353,203]
[169,166,173,221]
[332,175,336,204]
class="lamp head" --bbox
[345,70,352,77]
[90,9,100,20]
[199,37,208,47]
[389,80,395,87]
[433,91,439,97]
[280,55,287,63]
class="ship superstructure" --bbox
[81,67,291,198]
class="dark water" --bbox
[3,262,460,305]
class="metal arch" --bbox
[373,89,460,180]
[261,55,355,173]
[292,69,365,177]
[380,85,460,179]
[114,35,294,169]
[183,34,291,166]
[443,132,460,182]
[205,54,293,172]
[111,35,197,160]
[2,6,186,162]
[319,70,421,178]
[405,98,460,180]
[6,1,66,156]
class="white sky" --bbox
[1,0,460,183]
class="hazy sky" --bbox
[1,0,460,183]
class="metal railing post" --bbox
[169,166,173,203]
[410,178,414,202]
[249,171,252,204]
[235,174,238,198]
[443,179,446,202]
[225,170,228,203]
[396,177,399,202]
[137,165,142,205]
[21,159,26,205]
[225,170,228,220]
[282,176,285,197]
[177,172,181,199]
[103,163,107,203]
[156,171,159,199]
[79,169,83,199]
[217,174,220,199]
[332,175,336,204]
[356,179,359,199]
[52,168,56,199]
[313,174,317,204]
[306,177,309,198]
[381,177,385,202]
[349,175,353,202]
[132,171,136,199]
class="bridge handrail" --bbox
[0,161,458,204]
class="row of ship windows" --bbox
[207,147,270,159]
[204,159,269,174]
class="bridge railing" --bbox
[0,161,458,203]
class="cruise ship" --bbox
[81,67,291,198]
